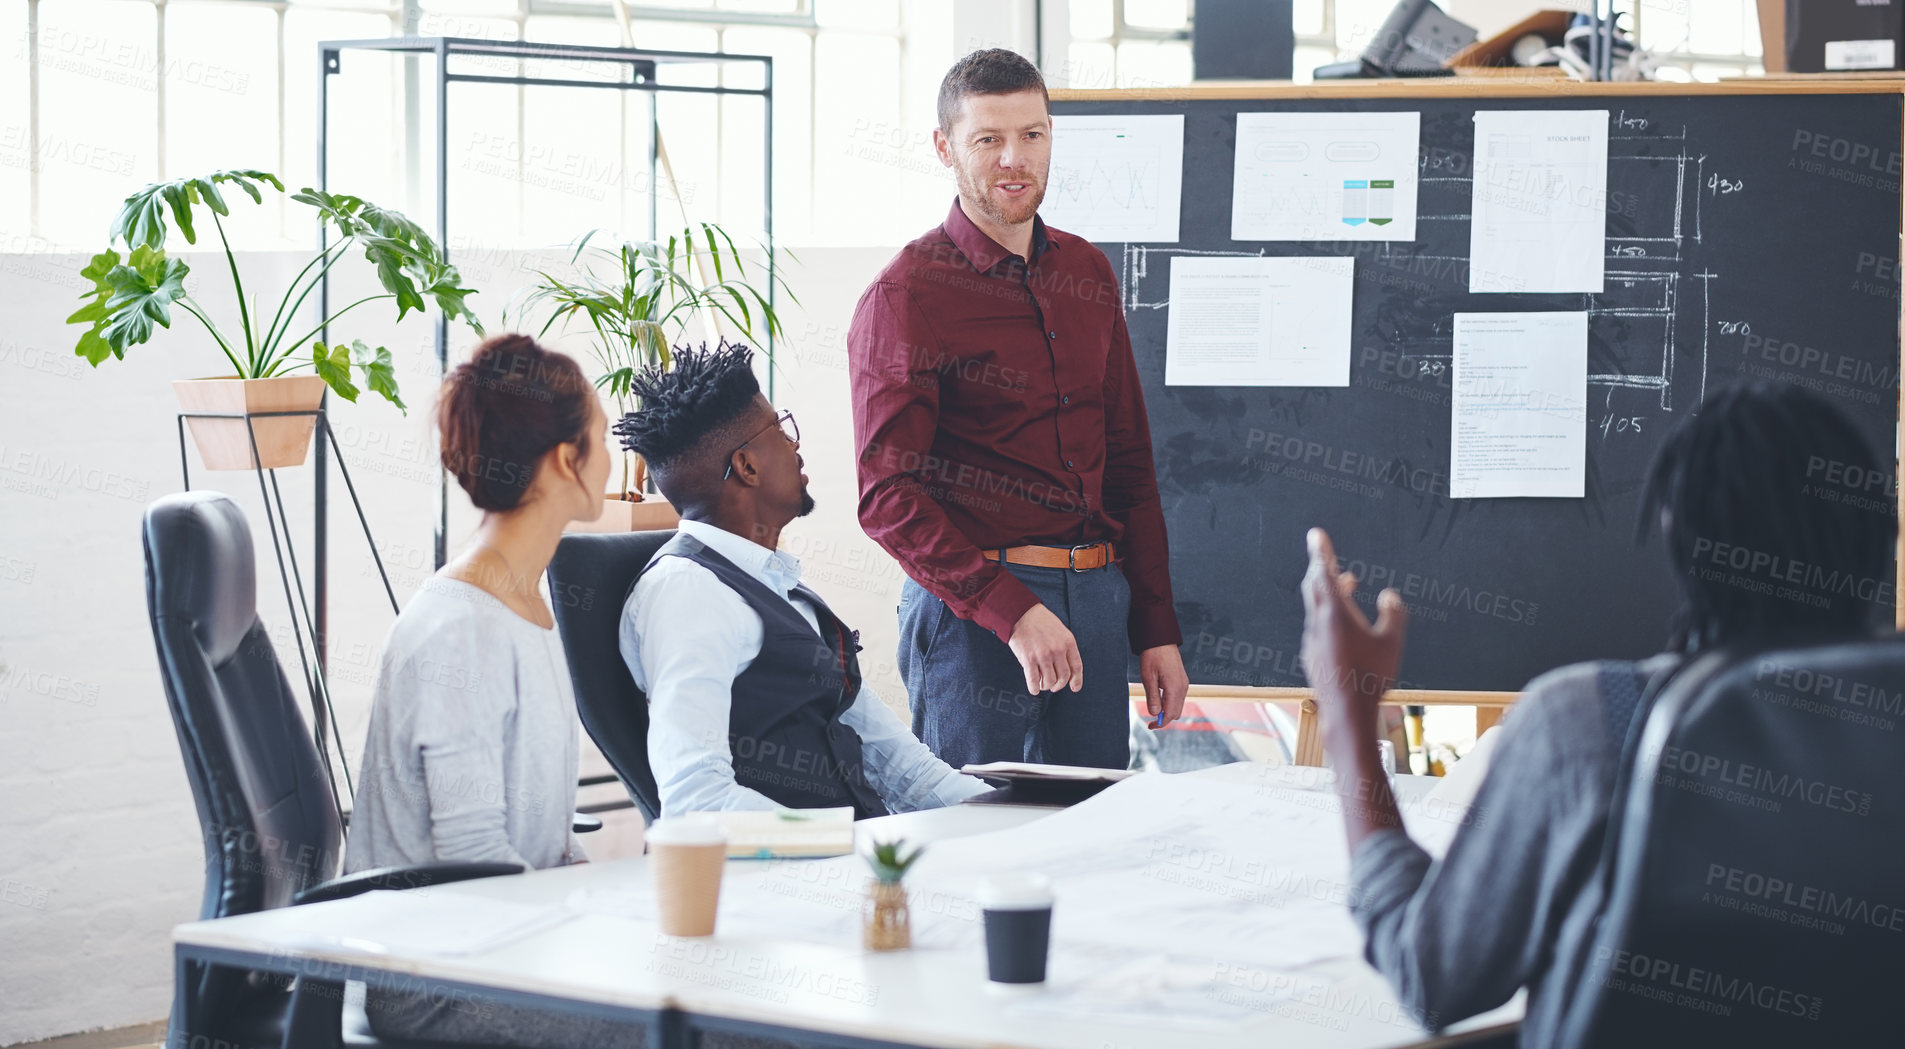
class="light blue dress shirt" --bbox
[620,519,992,818]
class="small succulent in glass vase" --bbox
[862,839,923,951]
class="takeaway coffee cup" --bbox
[979,873,1054,984]
[648,817,727,937]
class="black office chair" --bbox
[145,492,521,1049]
[1557,636,1905,1048]
[548,529,676,822]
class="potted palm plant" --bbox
[512,223,792,531]
[68,169,481,470]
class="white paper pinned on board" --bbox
[1468,110,1609,293]
[1450,311,1589,499]
[1164,255,1355,387]
[1040,114,1185,243]
[1231,112,1421,242]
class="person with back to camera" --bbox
[1295,381,1897,1046]
[345,334,641,1047]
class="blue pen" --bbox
[1153,708,1165,729]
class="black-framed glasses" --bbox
[722,410,799,480]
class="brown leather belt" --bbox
[982,541,1119,572]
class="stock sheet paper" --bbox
[1231,112,1421,242]
[1041,113,1185,242]
[1468,110,1609,293]
[1164,255,1354,387]
[1450,311,1589,499]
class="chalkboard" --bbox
[1056,87,1903,693]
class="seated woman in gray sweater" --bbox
[1297,382,1894,1047]
[345,333,634,1048]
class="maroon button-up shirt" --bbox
[848,198,1181,654]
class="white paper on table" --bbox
[903,773,1368,979]
[1231,112,1420,242]
[1164,255,1354,387]
[1040,113,1184,242]
[1450,311,1588,499]
[1468,110,1609,293]
[271,890,574,957]
[1005,953,1303,1031]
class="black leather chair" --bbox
[548,529,676,821]
[1557,637,1905,1048]
[146,492,521,1049]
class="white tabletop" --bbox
[174,771,1517,1049]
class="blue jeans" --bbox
[898,561,1132,770]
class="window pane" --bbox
[522,16,631,83]
[447,80,528,250]
[1115,39,1190,88]
[1292,0,1325,38]
[33,0,161,247]
[724,25,810,244]
[0,0,31,242]
[1062,41,1116,91]
[420,0,522,12]
[1071,0,1112,41]
[719,0,803,12]
[1123,0,1188,31]
[417,11,520,45]
[165,3,282,249]
[282,8,396,244]
[1637,4,1693,54]
[816,0,896,30]
[1686,0,1744,56]
[814,30,921,245]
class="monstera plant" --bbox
[68,169,482,469]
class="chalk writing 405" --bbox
[1598,415,1644,438]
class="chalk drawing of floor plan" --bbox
[1127,113,1716,414]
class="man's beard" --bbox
[797,487,816,518]
[955,163,1044,228]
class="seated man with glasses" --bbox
[615,342,991,818]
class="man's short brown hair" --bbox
[937,48,1049,134]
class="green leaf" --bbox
[67,250,121,364]
[110,185,170,251]
[312,341,360,402]
[96,247,188,350]
[160,183,198,244]
[349,339,404,412]
[426,266,483,334]
[108,169,282,250]
[864,838,923,883]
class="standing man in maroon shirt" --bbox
[847,49,1188,770]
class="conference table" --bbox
[172,765,1521,1049]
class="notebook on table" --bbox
[688,807,857,859]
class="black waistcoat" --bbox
[650,534,889,819]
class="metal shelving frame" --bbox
[313,35,774,664]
